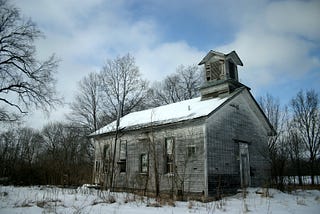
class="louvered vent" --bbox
[206,60,223,82]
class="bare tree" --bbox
[148,110,160,198]
[17,128,42,168]
[0,126,43,184]
[287,127,304,185]
[290,89,320,185]
[41,122,93,185]
[0,0,60,122]
[0,129,17,178]
[258,93,289,189]
[99,54,149,189]
[177,65,203,99]
[68,72,104,132]
[150,65,202,106]
[99,54,149,122]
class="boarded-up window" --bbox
[118,140,127,172]
[165,138,174,174]
[140,153,148,173]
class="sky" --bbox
[12,0,320,129]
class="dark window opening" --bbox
[103,144,109,160]
[118,161,126,173]
[95,161,100,173]
[187,145,196,157]
[229,61,236,79]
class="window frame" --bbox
[118,140,127,173]
[103,144,109,160]
[140,153,149,174]
[187,145,196,157]
[165,137,175,174]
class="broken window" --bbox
[165,138,174,174]
[140,153,148,173]
[118,140,127,173]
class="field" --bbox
[1,185,320,213]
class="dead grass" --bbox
[146,202,162,207]
[0,191,8,197]
[17,200,33,208]
[36,199,62,208]
[296,198,307,206]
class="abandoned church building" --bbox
[89,50,274,198]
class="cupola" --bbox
[198,50,244,100]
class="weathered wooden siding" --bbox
[93,89,271,198]
[94,119,207,196]
[205,90,270,197]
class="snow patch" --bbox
[91,96,229,136]
[1,186,320,213]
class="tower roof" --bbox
[198,50,243,66]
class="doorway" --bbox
[239,142,250,188]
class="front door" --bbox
[239,142,250,188]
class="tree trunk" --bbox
[296,159,303,186]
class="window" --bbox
[165,138,174,174]
[140,153,148,173]
[187,145,196,157]
[118,140,127,173]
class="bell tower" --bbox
[198,50,244,100]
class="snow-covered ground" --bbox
[1,185,320,213]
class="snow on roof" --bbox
[90,95,229,136]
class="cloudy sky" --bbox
[13,0,320,129]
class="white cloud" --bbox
[11,0,320,129]
[136,42,205,81]
[216,0,320,89]
[265,0,320,42]
[14,0,204,128]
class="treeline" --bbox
[0,0,319,190]
[0,0,204,186]
[0,123,93,185]
[258,90,320,190]
[0,53,203,186]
